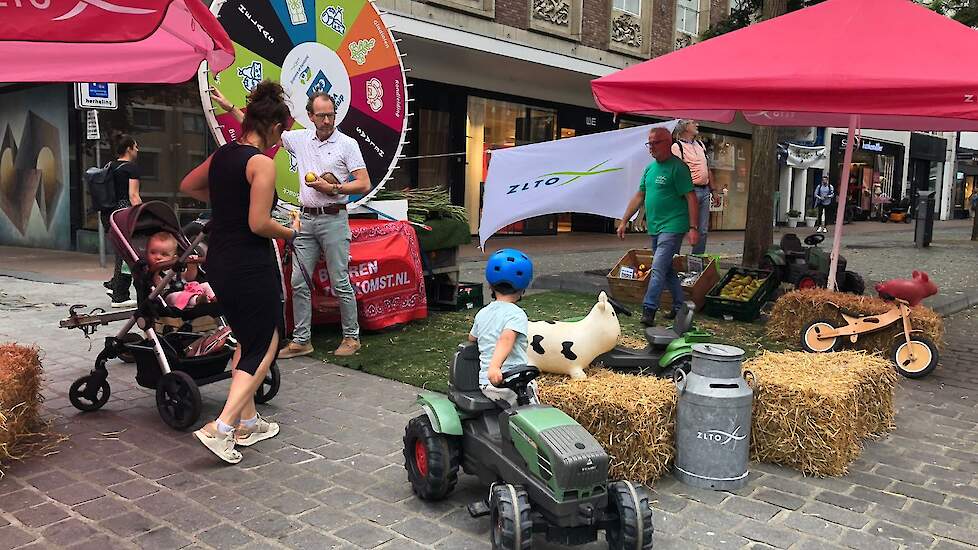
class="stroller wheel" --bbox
[69,375,111,412]
[156,371,202,430]
[255,364,281,404]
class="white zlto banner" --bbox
[479,120,678,248]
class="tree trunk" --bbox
[741,0,789,266]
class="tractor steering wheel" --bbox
[500,365,540,392]
[804,234,825,246]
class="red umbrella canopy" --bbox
[0,0,234,83]
[591,0,978,131]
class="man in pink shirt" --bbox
[672,120,717,255]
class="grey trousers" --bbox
[291,210,359,343]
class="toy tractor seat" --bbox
[780,233,807,261]
[644,301,696,345]
[448,343,497,413]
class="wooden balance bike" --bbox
[801,298,939,378]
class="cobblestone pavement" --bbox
[1,275,977,549]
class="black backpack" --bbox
[85,161,126,212]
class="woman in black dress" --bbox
[180,81,299,463]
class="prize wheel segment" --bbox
[199,0,408,207]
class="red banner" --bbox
[283,219,427,332]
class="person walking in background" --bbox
[618,127,699,327]
[671,120,715,255]
[180,81,300,463]
[211,88,370,358]
[101,134,142,308]
[813,175,835,233]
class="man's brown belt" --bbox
[301,204,343,215]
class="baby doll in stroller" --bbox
[63,202,280,430]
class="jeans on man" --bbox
[692,186,711,255]
[643,232,685,312]
[290,210,359,343]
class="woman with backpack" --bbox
[671,120,716,255]
[101,134,142,308]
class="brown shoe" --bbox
[278,341,314,359]
[333,337,361,356]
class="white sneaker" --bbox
[111,298,137,308]
[235,414,280,447]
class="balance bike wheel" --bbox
[402,415,460,500]
[69,375,111,412]
[801,318,841,353]
[606,480,654,550]
[156,371,202,430]
[254,363,281,404]
[490,484,532,550]
[891,336,939,378]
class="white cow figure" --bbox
[527,291,621,380]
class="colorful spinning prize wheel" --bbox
[198,0,408,207]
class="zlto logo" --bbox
[0,0,158,21]
[505,160,622,195]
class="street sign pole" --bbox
[95,144,106,268]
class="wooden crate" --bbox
[607,250,719,311]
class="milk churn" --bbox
[673,343,753,490]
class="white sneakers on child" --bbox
[235,414,280,447]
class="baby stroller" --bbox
[881,197,912,223]
[61,202,281,430]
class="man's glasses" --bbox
[310,112,336,120]
[646,140,668,147]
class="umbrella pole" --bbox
[827,115,858,291]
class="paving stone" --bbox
[260,490,318,516]
[108,479,160,500]
[929,521,978,547]
[157,472,209,493]
[339,453,390,474]
[66,533,132,550]
[268,446,320,465]
[72,496,130,521]
[46,482,106,507]
[649,491,691,514]
[133,491,191,518]
[888,481,946,505]
[679,520,751,548]
[280,473,335,496]
[87,467,137,487]
[164,505,223,534]
[733,519,799,549]
[945,496,978,515]
[243,510,302,539]
[24,471,77,492]
[681,502,746,531]
[134,527,193,549]
[99,510,158,538]
[363,481,416,504]
[0,525,36,550]
[868,520,936,547]
[867,503,929,529]
[12,502,70,528]
[847,486,908,510]
[197,525,256,550]
[837,528,902,550]
[752,488,806,511]
[433,533,492,550]
[721,495,783,521]
[39,517,97,547]
[278,528,348,550]
[873,464,928,485]
[779,511,844,541]
[0,489,45,512]
[844,471,893,491]
[316,486,369,508]
[330,468,383,491]
[296,506,359,532]
[814,491,872,514]
[391,516,452,545]
[759,475,815,497]
[799,501,869,530]
[130,460,183,480]
[351,499,409,526]
[333,521,396,548]
[905,499,968,526]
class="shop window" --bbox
[676,0,700,35]
[182,113,207,133]
[613,0,640,16]
[131,107,165,130]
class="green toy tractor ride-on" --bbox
[761,233,865,294]
[404,343,654,550]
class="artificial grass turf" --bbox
[310,290,790,393]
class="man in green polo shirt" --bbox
[618,127,699,326]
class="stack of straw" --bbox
[767,289,944,352]
[0,344,44,470]
[538,369,677,485]
[744,350,897,476]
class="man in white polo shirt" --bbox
[210,89,370,358]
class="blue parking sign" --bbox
[88,83,109,98]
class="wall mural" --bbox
[0,86,70,249]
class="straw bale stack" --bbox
[767,289,943,352]
[0,344,44,468]
[744,350,898,476]
[538,369,676,485]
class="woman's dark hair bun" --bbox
[247,80,285,105]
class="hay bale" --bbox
[0,344,44,468]
[767,289,944,352]
[744,350,897,476]
[538,369,676,485]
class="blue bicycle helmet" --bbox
[485,248,533,291]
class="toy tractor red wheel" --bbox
[490,484,532,550]
[891,336,939,378]
[403,415,460,500]
[796,272,827,291]
[606,481,654,550]
[801,318,842,353]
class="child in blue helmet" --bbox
[468,248,538,408]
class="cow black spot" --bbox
[561,342,577,361]
[531,335,545,355]
[545,320,556,324]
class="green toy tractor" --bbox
[404,343,654,550]
[761,233,865,294]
